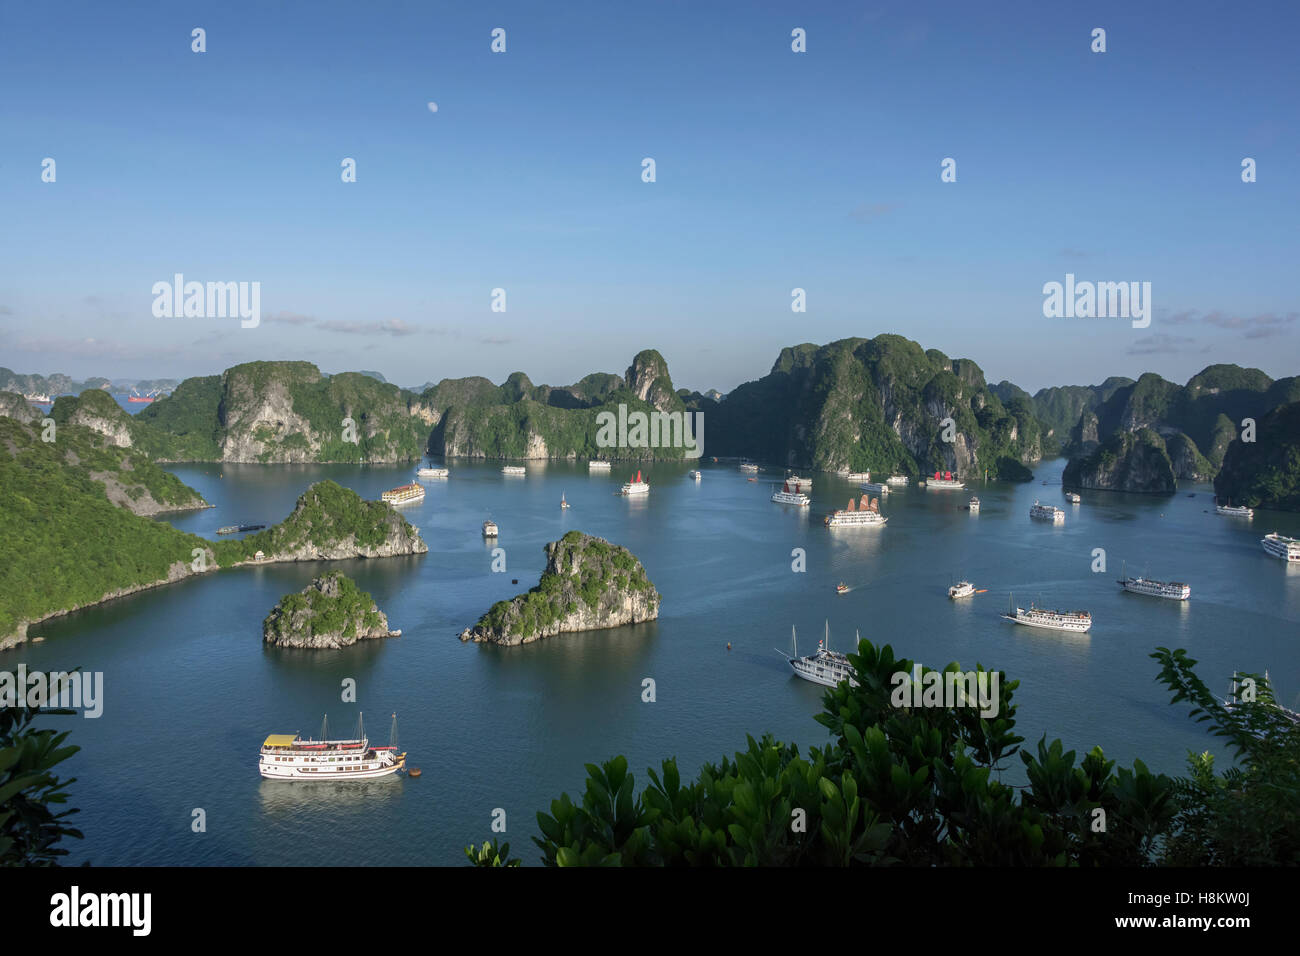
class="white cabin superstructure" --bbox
[1216,501,1253,517]
[1001,595,1091,632]
[416,467,449,478]
[1262,533,1300,562]
[778,623,859,688]
[949,581,975,599]
[968,497,980,513]
[588,460,612,471]
[1117,562,1190,599]
[1030,501,1065,524]
[772,481,811,506]
[620,469,650,496]
[259,714,406,780]
[825,494,887,527]
[886,475,909,486]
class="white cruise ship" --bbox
[1262,533,1300,562]
[785,474,813,489]
[688,470,702,481]
[482,519,498,537]
[588,460,612,471]
[1065,491,1081,504]
[839,471,871,482]
[924,471,965,489]
[259,715,406,781]
[501,465,527,476]
[886,475,909,486]
[778,623,859,689]
[380,482,425,505]
[1001,597,1091,632]
[620,470,650,496]
[1117,563,1190,600]
[825,495,887,528]
[416,466,449,478]
[1030,500,1065,524]
[739,462,759,473]
[771,482,811,506]
[859,481,890,496]
[968,496,980,513]
[948,581,975,599]
[1217,501,1253,517]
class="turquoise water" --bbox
[18,458,1300,865]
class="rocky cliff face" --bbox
[1214,401,1300,511]
[51,389,136,448]
[459,531,659,646]
[1062,428,1176,494]
[263,571,399,648]
[0,391,41,425]
[625,350,678,413]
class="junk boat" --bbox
[1216,500,1253,517]
[924,470,965,490]
[381,483,425,505]
[785,474,813,489]
[259,713,406,780]
[771,480,811,506]
[949,581,976,599]
[776,622,859,688]
[1030,500,1065,524]
[1262,532,1300,562]
[482,519,499,537]
[1224,673,1300,730]
[620,470,650,496]
[1117,561,1190,600]
[1001,594,1091,632]
[416,466,449,478]
[825,494,887,527]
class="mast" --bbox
[355,712,365,743]
[320,714,328,743]
[791,625,797,659]
[389,712,399,750]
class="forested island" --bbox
[263,571,400,649]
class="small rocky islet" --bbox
[263,571,400,649]
[459,531,659,646]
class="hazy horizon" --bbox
[3,1,1297,395]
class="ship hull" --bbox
[1001,613,1090,633]
[1119,580,1190,600]
[259,757,405,780]
[788,659,858,688]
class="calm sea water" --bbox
[19,457,1300,866]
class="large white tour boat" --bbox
[886,475,909,486]
[482,519,499,537]
[416,466,449,478]
[777,623,859,688]
[838,471,871,482]
[949,581,976,599]
[825,495,887,528]
[859,481,890,496]
[1117,562,1190,600]
[588,460,612,471]
[1262,532,1300,562]
[1030,500,1065,524]
[924,471,965,490]
[259,714,406,781]
[1065,491,1081,504]
[1216,501,1253,517]
[381,483,425,505]
[784,474,813,489]
[772,481,811,506]
[1001,596,1091,632]
[620,470,650,496]
[739,462,759,473]
[501,465,527,476]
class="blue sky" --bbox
[1,0,1297,394]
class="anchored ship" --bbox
[1117,562,1190,600]
[416,466,449,478]
[1001,595,1091,632]
[1262,532,1300,562]
[620,470,650,496]
[259,714,406,780]
[949,581,976,599]
[739,462,759,473]
[967,496,980,513]
[25,392,53,404]
[1030,500,1065,524]
[776,622,859,688]
[825,494,886,527]
[482,519,498,537]
[501,465,527,476]
[784,474,813,489]
[1065,492,1081,504]
[381,483,425,505]
[588,460,611,471]
[127,387,161,403]
[924,471,965,490]
[837,470,871,482]
[771,481,811,506]
[1216,500,1253,517]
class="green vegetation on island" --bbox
[263,571,397,648]
[1214,401,1300,511]
[460,531,659,645]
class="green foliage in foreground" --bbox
[0,702,82,866]
[467,641,1298,866]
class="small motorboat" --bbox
[560,492,570,509]
[836,583,849,594]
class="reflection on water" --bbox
[258,774,405,814]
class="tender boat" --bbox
[777,623,859,688]
[949,581,976,599]
[259,714,406,780]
